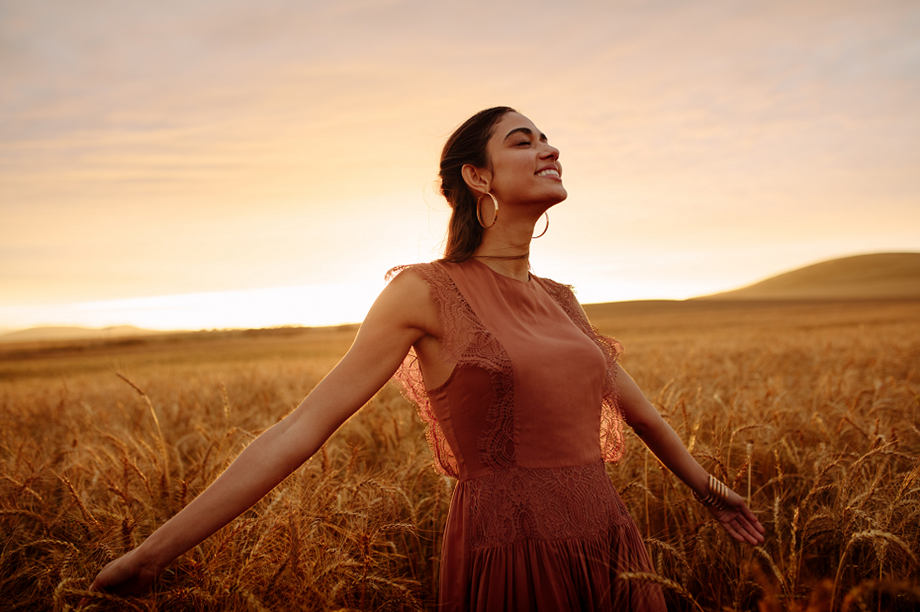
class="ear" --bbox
[461,163,492,196]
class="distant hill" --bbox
[0,325,162,344]
[697,252,920,300]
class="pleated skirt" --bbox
[438,461,667,611]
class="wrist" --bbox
[693,474,731,510]
[134,533,176,573]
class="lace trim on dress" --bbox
[465,461,631,550]
[386,263,516,476]
[537,278,627,464]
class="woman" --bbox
[91,107,765,610]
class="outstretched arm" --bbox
[90,271,437,595]
[616,364,766,545]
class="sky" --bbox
[2,0,919,331]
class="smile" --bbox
[536,168,560,177]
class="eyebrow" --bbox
[503,127,548,142]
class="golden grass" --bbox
[1,301,918,611]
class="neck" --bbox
[471,208,543,282]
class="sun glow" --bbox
[0,282,386,332]
[2,1,918,336]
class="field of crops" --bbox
[1,299,918,611]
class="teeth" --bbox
[537,169,559,177]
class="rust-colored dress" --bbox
[389,259,666,612]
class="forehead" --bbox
[490,112,542,142]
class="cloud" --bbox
[1,0,918,328]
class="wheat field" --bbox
[1,300,918,611]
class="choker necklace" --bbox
[471,252,530,261]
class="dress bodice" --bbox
[388,259,627,480]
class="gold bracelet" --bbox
[693,474,731,510]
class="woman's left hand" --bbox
[707,489,766,545]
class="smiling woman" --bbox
[89,107,764,611]
[439,107,565,265]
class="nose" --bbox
[541,142,560,160]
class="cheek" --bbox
[508,157,534,177]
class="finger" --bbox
[90,575,112,593]
[739,503,766,533]
[738,525,760,545]
[732,525,755,545]
[741,518,766,543]
[731,515,764,544]
[751,516,766,534]
[739,525,760,545]
[726,503,761,529]
[720,518,746,543]
[720,514,755,545]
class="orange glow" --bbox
[2,1,918,332]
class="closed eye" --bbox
[504,126,548,144]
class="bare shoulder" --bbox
[364,265,440,339]
[379,265,434,307]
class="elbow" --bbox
[628,419,651,440]
[624,411,663,440]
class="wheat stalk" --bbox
[831,529,919,612]
[617,571,705,612]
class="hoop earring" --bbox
[532,212,549,238]
[476,192,499,229]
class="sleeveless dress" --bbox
[388,259,666,612]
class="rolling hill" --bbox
[696,252,920,300]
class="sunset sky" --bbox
[2,0,918,332]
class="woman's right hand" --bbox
[84,270,434,600]
[89,548,160,597]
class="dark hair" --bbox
[438,106,517,263]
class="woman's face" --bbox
[484,112,567,208]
